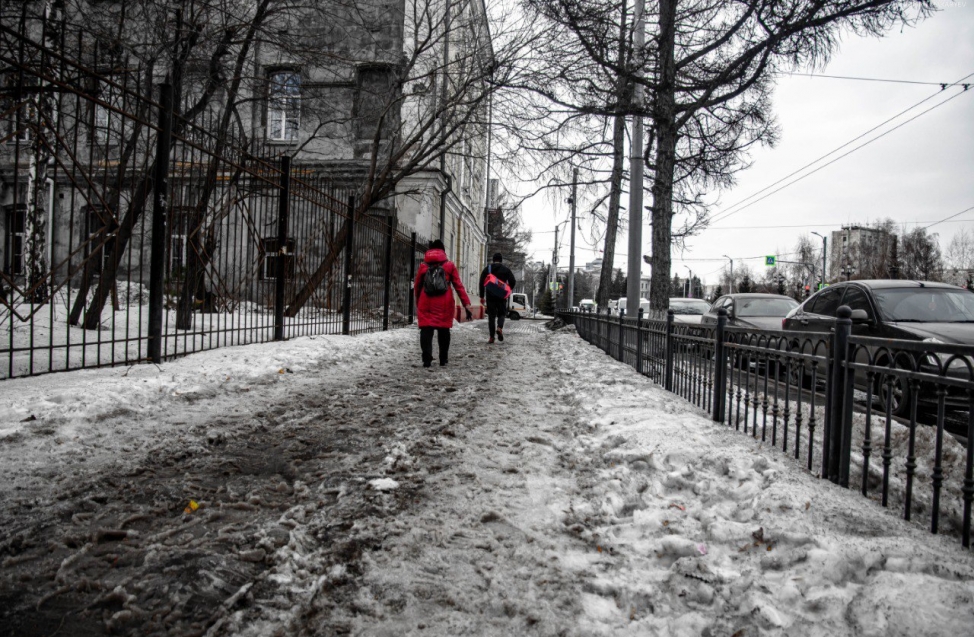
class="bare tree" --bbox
[486,189,532,274]
[900,227,943,281]
[644,0,931,311]
[944,228,974,286]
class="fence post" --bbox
[839,319,858,488]
[148,82,172,365]
[342,196,355,336]
[664,309,675,391]
[274,156,291,341]
[636,308,644,375]
[382,216,394,331]
[713,307,727,422]
[408,233,417,325]
[826,305,853,484]
[618,308,625,361]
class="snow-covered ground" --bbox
[1,320,972,636]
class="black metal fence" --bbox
[1,9,427,379]
[560,307,974,549]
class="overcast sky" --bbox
[518,1,974,287]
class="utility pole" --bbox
[568,168,578,308]
[722,254,733,294]
[552,224,559,306]
[811,231,827,287]
[625,0,646,317]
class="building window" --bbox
[267,71,300,142]
[260,237,295,280]
[94,81,120,145]
[1,74,34,143]
[168,208,190,277]
[3,204,26,276]
[85,206,116,276]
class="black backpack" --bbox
[423,263,449,296]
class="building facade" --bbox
[1,0,493,310]
[829,225,895,281]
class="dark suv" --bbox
[782,280,974,415]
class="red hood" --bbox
[424,248,448,263]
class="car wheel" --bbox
[878,370,912,418]
[508,311,520,321]
[787,360,811,389]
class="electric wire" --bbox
[707,218,974,230]
[707,72,974,226]
[783,72,971,89]
[923,204,974,230]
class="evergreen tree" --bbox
[538,288,554,315]
[739,274,752,293]
[671,274,682,297]
[610,270,627,298]
[536,265,550,299]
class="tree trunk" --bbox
[597,114,628,311]
[649,0,677,313]
[596,0,629,311]
[81,180,152,330]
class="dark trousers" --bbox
[420,327,451,366]
[486,297,507,338]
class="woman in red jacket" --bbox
[414,240,473,367]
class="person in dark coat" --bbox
[414,240,473,367]
[478,252,517,344]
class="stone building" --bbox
[1,0,493,309]
[254,0,493,295]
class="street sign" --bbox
[818,283,827,290]
[765,256,776,267]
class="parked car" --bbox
[579,298,596,312]
[701,293,800,330]
[669,298,711,324]
[782,280,974,416]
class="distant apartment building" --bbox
[829,225,895,281]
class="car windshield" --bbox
[872,288,974,322]
[736,297,799,317]
[670,299,710,315]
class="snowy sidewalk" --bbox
[1,321,973,636]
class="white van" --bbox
[507,292,533,320]
[578,298,596,312]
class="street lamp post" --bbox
[811,231,827,288]
[722,254,733,294]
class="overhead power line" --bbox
[707,71,974,227]
[708,218,974,230]
[924,205,974,230]
[783,72,972,89]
